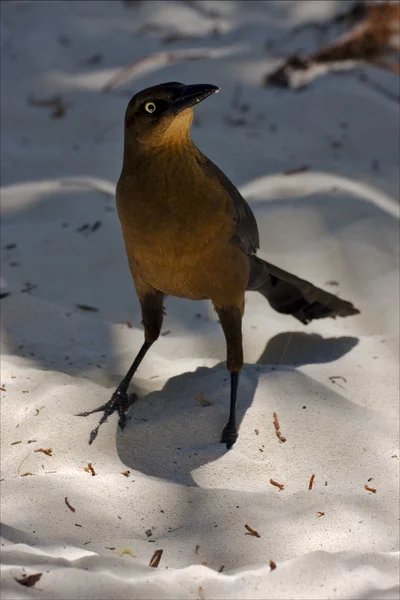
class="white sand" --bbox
[1,1,399,598]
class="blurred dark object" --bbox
[14,573,42,588]
[85,53,103,65]
[333,1,368,24]
[264,0,400,89]
[27,95,67,119]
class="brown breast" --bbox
[116,144,237,298]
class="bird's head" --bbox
[123,81,220,149]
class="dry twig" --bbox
[149,549,163,568]
[364,484,377,493]
[34,448,52,456]
[284,165,310,175]
[17,452,31,476]
[273,412,287,442]
[84,462,96,476]
[76,304,99,312]
[245,523,261,538]
[65,497,76,512]
[270,479,284,491]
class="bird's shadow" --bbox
[116,362,258,486]
[257,331,359,366]
[116,325,358,486]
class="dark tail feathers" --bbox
[247,256,360,325]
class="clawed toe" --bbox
[77,390,137,444]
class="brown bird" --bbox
[78,81,359,448]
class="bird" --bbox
[77,81,360,449]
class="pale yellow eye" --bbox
[144,102,156,114]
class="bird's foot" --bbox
[76,389,137,445]
[221,422,238,450]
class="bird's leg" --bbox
[222,371,240,448]
[77,291,164,444]
[76,341,152,444]
[214,304,243,449]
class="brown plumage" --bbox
[78,82,359,448]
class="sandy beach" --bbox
[1,1,399,598]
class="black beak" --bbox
[170,83,220,113]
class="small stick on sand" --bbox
[317,511,325,517]
[308,473,316,490]
[17,452,31,476]
[244,523,261,538]
[270,479,285,491]
[284,165,310,175]
[34,448,52,456]
[76,304,99,312]
[273,412,286,442]
[364,484,377,493]
[65,497,76,512]
[149,549,163,568]
[84,462,96,476]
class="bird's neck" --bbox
[122,110,196,173]
[122,132,197,174]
